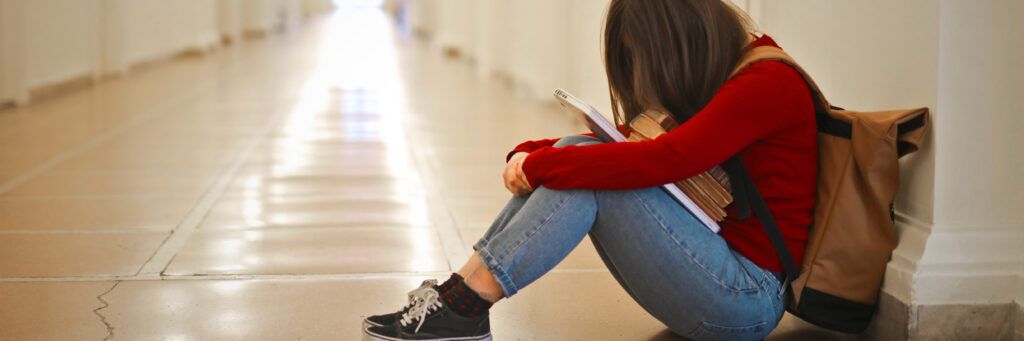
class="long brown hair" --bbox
[604,0,753,126]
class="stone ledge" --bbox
[769,292,1018,340]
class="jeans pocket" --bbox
[689,320,768,341]
[756,269,787,315]
[725,250,769,292]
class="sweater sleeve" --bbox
[506,138,561,162]
[521,61,814,190]
[505,126,631,162]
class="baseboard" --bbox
[243,28,269,40]
[442,46,461,59]
[175,48,206,59]
[15,33,227,108]
[913,301,1015,340]
[28,73,95,103]
[863,291,910,340]
[412,28,431,40]
[1015,303,1022,341]
[865,291,1017,340]
[221,34,238,46]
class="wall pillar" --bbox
[97,0,129,77]
[473,0,509,78]
[241,0,276,37]
[218,0,242,44]
[0,0,29,105]
[507,0,571,101]
[567,0,611,116]
[904,1,1024,338]
[434,0,476,59]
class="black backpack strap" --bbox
[721,157,751,220]
[729,161,801,281]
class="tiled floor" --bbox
[0,7,847,341]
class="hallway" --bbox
[6,2,941,339]
[3,0,1023,339]
[0,7,686,340]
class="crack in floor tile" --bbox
[92,281,120,341]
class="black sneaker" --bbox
[362,287,491,341]
[363,279,439,329]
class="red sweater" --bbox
[508,36,816,272]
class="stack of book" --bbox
[628,110,733,221]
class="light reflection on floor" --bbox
[0,6,836,341]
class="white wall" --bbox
[568,0,612,116]
[411,0,597,107]
[404,0,438,37]
[303,0,335,17]
[219,0,243,43]
[1016,270,1023,331]
[118,0,220,66]
[473,0,510,77]
[0,0,334,106]
[23,0,100,89]
[242,0,277,34]
[0,0,28,104]
[0,2,6,103]
[507,0,573,101]
[15,1,221,89]
[242,0,305,34]
[435,0,476,58]
[915,0,1024,305]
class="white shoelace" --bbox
[399,286,443,333]
[402,279,438,310]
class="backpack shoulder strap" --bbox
[723,46,825,282]
[730,46,831,115]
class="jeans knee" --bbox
[593,187,661,207]
[553,135,602,148]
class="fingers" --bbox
[503,162,521,195]
[506,175,529,196]
[503,160,531,196]
[514,156,533,192]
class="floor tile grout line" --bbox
[401,129,470,271]
[392,38,476,271]
[0,86,210,196]
[0,269,611,282]
[0,224,435,234]
[0,194,205,200]
[0,228,171,234]
[0,32,288,197]
[134,103,295,276]
[116,27,326,277]
[0,191,429,200]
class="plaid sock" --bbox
[442,281,493,318]
[437,273,463,294]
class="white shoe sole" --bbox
[362,319,382,330]
[362,329,492,341]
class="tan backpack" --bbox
[723,46,931,333]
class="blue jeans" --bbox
[473,136,785,340]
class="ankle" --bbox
[464,279,502,303]
[464,267,505,302]
[443,282,494,318]
[438,273,463,294]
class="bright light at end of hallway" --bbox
[333,0,383,9]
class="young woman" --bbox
[363,0,816,340]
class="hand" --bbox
[504,152,534,196]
